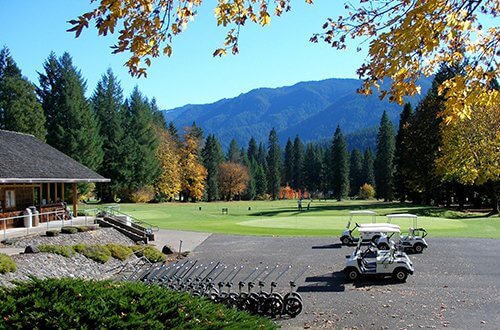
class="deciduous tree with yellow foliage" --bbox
[70,0,498,122]
[180,126,207,202]
[154,127,182,201]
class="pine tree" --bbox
[247,137,258,162]
[122,87,160,196]
[242,156,257,200]
[303,143,321,193]
[202,134,225,201]
[150,97,166,129]
[38,52,103,172]
[362,148,375,187]
[349,148,363,196]
[226,138,241,163]
[254,162,268,198]
[374,111,396,201]
[91,68,128,201]
[0,47,45,140]
[393,102,414,202]
[292,135,305,190]
[331,126,349,201]
[283,138,294,187]
[267,128,282,200]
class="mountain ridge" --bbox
[162,77,431,150]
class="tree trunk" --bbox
[487,181,499,215]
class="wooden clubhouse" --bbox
[0,130,109,229]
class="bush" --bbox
[38,245,75,258]
[61,226,79,234]
[75,226,91,232]
[105,244,133,261]
[0,253,16,274]
[131,245,165,263]
[130,186,155,203]
[74,245,111,264]
[45,230,60,237]
[359,183,375,200]
[0,278,276,329]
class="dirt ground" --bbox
[188,235,500,329]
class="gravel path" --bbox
[189,235,500,329]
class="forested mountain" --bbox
[163,78,431,149]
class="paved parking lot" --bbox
[190,235,500,329]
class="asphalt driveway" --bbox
[189,235,500,329]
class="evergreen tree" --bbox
[283,138,294,186]
[374,111,396,201]
[362,148,375,186]
[202,134,225,201]
[122,87,160,196]
[349,148,363,196]
[226,138,241,163]
[331,126,350,201]
[150,97,166,129]
[91,69,128,201]
[393,102,414,202]
[405,64,460,205]
[303,143,320,193]
[292,136,305,190]
[242,156,257,200]
[267,128,282,200]
[247,137,258,161]
[38,52,103,172]
[0,47,45,140]
[254,162,268,198]
[167,121,179,142]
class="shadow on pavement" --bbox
[297,271,346,292]
[311,243,343,249]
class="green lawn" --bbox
[85,200,500,239]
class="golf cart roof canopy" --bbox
[359,223,400,229]
[386,213,418,219]
[359,225,401,233]
[349,210,377,215]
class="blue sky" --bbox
[0,1,366,110]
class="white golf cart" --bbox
[344,226,414,282]
[377,214,428,253]
[340,211,397,245]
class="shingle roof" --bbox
[0,130,109,183]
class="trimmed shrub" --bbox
[105,244,133,261]
[0,278,277,329]
[61,226,79,234]
[75,226,91,232]
[38,245,75,258]
[75,245,111,264]
[0,253,16,274]
[131,245,165,263]
[45,230,60,237]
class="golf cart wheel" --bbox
[245,293,260,314]
[283,291,303,302]
[393,268,408,282]
[284,296,303,317]
[341,236,351,245]
[378,243,389,250]
[414,243,424,253]
[266,294,284,317]
[345,267,360,281]
[224,292,239,309]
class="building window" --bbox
[5,190,16,209]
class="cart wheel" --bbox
[414,243,424,253]
[245,293,260,314]
[284,296,303,317]
[341,236,351,245]
[345,267,360,281]
[393,268,408,282]
[283,291,303,302]
[266,294,284,317]
[224,292,239,309]
[237,292,248,311]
